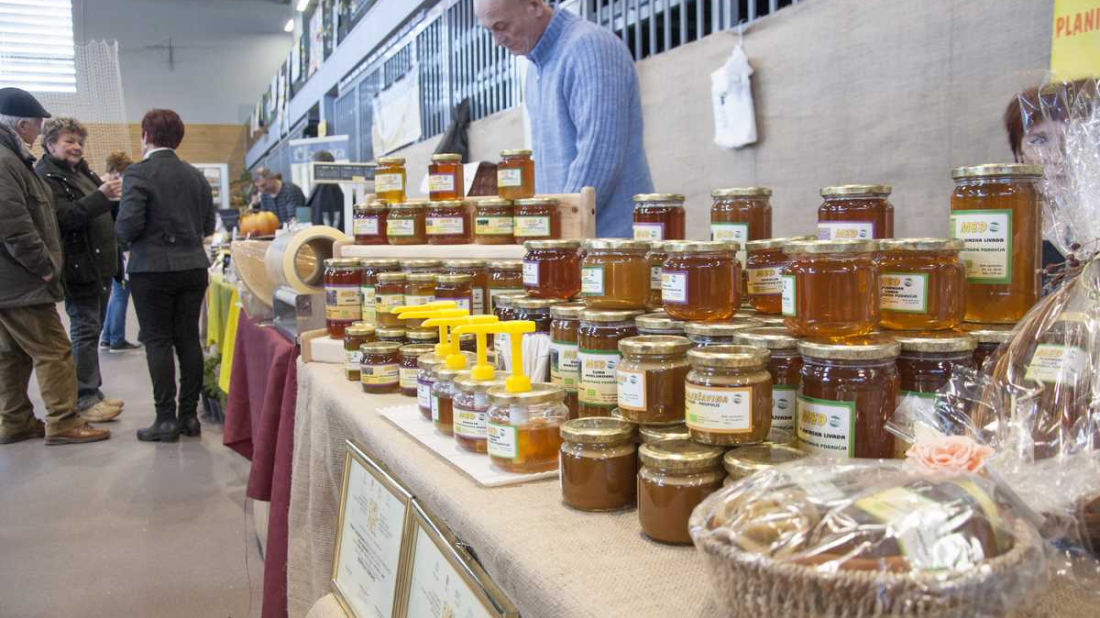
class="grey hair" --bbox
[0,114,33,131]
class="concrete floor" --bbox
[0,303,263,618]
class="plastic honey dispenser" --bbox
[421,314,499,368]
[449,321,512,453]
[418,314,497,436]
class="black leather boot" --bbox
[137,419,179,442]
[178,415,201,438]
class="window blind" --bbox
[0,0,76,93]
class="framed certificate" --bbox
[331,440,414,618]
[398,500,519,618]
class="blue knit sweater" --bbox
[526,9,654,238]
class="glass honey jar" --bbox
[797,336,900,459]
[731,327,801,441]
[403,272,437,309]
[633,193,686,241]
[616,335,692,425]
[710,187,773,243]
[416,354,444,420]
[453,376,507,454]
[373,156,407,203]
[892,331,977,454]
[434,273,474,314]
[639,424,691,444]
[359,341,401,394]
[577,309,643,418]
[352,201,388,245]
[523,240,582,300]
[635,312,686,337]
[487,383,569,473]
[406,328,439,346]
[431,368,469,436]
[359,259,400,325]
[426,200,473,244]
[661,241,741,322]
[386,201,428,245]
[877,238,967,331]
[550,303,583,419]
[375,327,407,344]
[443,260,489,315]
[684,321,756,348]
[560,417,638,512]
[685,345,772,446]
[374,272,406,328]
[950,164,1043,324]
[324,258,363,338]
[722,443,805,486]
[399,344,434,398]
[581,239,651,310]
[343,323,376,382]
[782,239,879,340]
[817,184,894,240]
[497,149,535,200]
[487,260,524,312]
[492,293,525,370]
[402,259,443,274]
[472,198,515,245]
[428,153,464,200]
[962,323,1015,370]
[637,439,725,545]
[513,198,561,240]
[644,242,669,309]
[745,237,799,315]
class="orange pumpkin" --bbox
[239,211,279,237]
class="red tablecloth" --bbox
[223,313,298,618]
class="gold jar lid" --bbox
[376,156,405,165]
[952,163,1043,179]
[388,200,427,211]
[501,148,532,157]
[493,293,526,308]
[582,238,651,252]
[687,344,770,369]
[375,327,407,338]
[878,238,964,252]
[403,259,443,269]
[345,323,377,337]
[360,258,400,269]
[429,200,467,209]
[550,302,586,320]
[786,239,877,255]
[639,424,690,443]
[580,309,646,323]
[488,260,523,270]
[639,439,725,473]
[417,353,443,370]
[723,444,806,480]
[961,323,1016,344]
[745,236,809,252]
[360,341,402,355]
[406,272,437,283]
[799,335,900,361]
[455,375,508,394]
[436,368,471,383]
[436,273,473,285]
[757,316,786,326]
[663,240,741,254]
[731,327,799,350]
[560,417,635,445]
[399,343,435,358]
[711,187,772,197]
[618,335,692,356]
[633,193,685,203]
[635,312,686,332]
[487,382,566,406]
[444,259,487,269]
[683,321,756,338]
[645,241,673,255]
[513,296,558,309]
[892,331,977,354]
[471,197,512,208]
[514,197,559,207]
[376,272,407,283]
[820,184,892,197]
[524,239,581,251]
[324,258,362,268]
[431,153,462,163]
[406,329,439,342]
[355,201,389,211]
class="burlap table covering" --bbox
[287,361,1094,618]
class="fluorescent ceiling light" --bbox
[284,18,295,32]
[296,0,309,12]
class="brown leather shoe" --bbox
[80,401,123,422]
[0,419,46,444]
[45,422,111,445]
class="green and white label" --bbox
[747,266,782,296]
[374,172,404,193]
[497,168,523,188]
[578,349,621,406]
[487,423,518,458]
[475,215,513,236]
[797,395,855,457]
[951,209,1012,284]
[880,272,929,313]
[1025,344,1087,384]
[649,266,662,291]
[387,218,415,237]
[550,340,579,389]
[514,216,551,238]
[780,275,796,316]
[771,385,796,430]
[581,266,605,296]
[661,271,688,304]
[711,222,748,243]
[353,215,380,236]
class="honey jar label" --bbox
[950,209,1012,284]
[616,368,646,411]
[497,168,523,188]
[417,380,432,409]
[780,275,796,316]
[580,266,605,296]
[880,272,929,313]
[772,385,796,429]
[514,216,551,237]
[326,285,362,320]
[487,423,518,458]
[427,216,465,236]
[550,341,580,388]
[660,270,689,304]
[522,261,539,286]
[686,384,754,433]
[454,408,486,439]
[360,285,376,313]
[428,173,455,192]
[353,215,380,236]
[747,267,782,296]
[633,223,664,241]
[476,215,514,235]
[404,294,435,307]
[817,221,874,240]
[578,349,621,406]
[796,395,855,457]
[1024,344,1087,384]
[346,350,364,373]
[711,222,748,243]
[387,219,416,237]
[649,266,662,291]
[472,289,485,315]
[431,393,440,421]
[376,293,405,315]
[374,172,404,193]
[361,363,399,385]
[399,367,418,390]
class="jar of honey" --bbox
[473,198,515,245]
[352,201,388,245]
[487,260,524,312]
[324,258,363,338]
[513,198,561,240]
[406,328,439,346]
[426,200,473,244]
[581,239,651,310]
[797,336,900,459]
[893,331,977,455]
[644,242,669,309]
[343,323,376,381]
[523,240,582,300]
[639,424,691,444]
[431,368,469,436]
[497,149,535,200]
[374,272,406,328]
[962,323,1015,369]
[684,321,755,348]
[616,335,692,425]
[731,327,801,441]
[877,238,967,331]
[951,164,1043,323]
[633,193,686,241]
[578,309,643,418]
[817,184,894,240]
[452,376,506,454]
[403,273,437,310]
[373,156,407,203]
[416,354,443,420]
[399,344,433,397]
[745,237,799,315]
[434,273,474,314]
[782,239,879,340]
[359,259,400,325]
[710,187,773,243]
[661,241,741,322]
[359,341,401,394]
[402,259,443,274]
[722,443,805,486]
[386,201,428,245]
[685,345,772,446]
[443,260,489,315]
[487,383,568,473]
[637,439,725,545]
[560,417,638,512]
[375,326,407,344]
[635,312,686,337]
[550,303,583,419]
[428,153,464,200]
[491,293,525,369]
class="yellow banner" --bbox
[1052,0,1100,79]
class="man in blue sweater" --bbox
[476,0,654,237]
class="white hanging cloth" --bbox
[711,40,758,149]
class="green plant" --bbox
[203,354,227,407]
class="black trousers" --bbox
[129,269,208,421]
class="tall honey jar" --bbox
[633,193,686,241]
[962,323,1015,369]
[523,240,582,300]
[644,242,669,309]
[616,335,692,425]
[745,237,799,315]
[661,241,741,322]
[560,417,638,512]
[324,258,363,338]
[731,327,801,441]
[577,309,643,418]
[431,368,469,436]
[877,238,967,331]
[487,383,568,473]
[635,312,686,337]
[399,344,434,398]
[487,260,524,312]
[581,239,651,310]
[359,259,400,325]
[352,201,388,245]
[386,201,428,245]
[454,376,508,454]
[434,273,474,314]
[893,331,977,455]
[403,272,437,308]
[550,303,583,419]
[497,149,535,200]
[950,164,1043,323]
[416,354,444,420]
[637,439,725,545]
[426,200,473,244]
[374,156,407,203]
[473,198,515,245]
[685,345,772,446]
[428,153,464,200]
[817,184,894,240]
[797,336,900,459]
[443,259,489,315]
[513,197,561,240]
[359,341,401,394]
[710,187,773,243]
[343,323,376,382]
[374,272,406,328]
[782,239,879,340]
